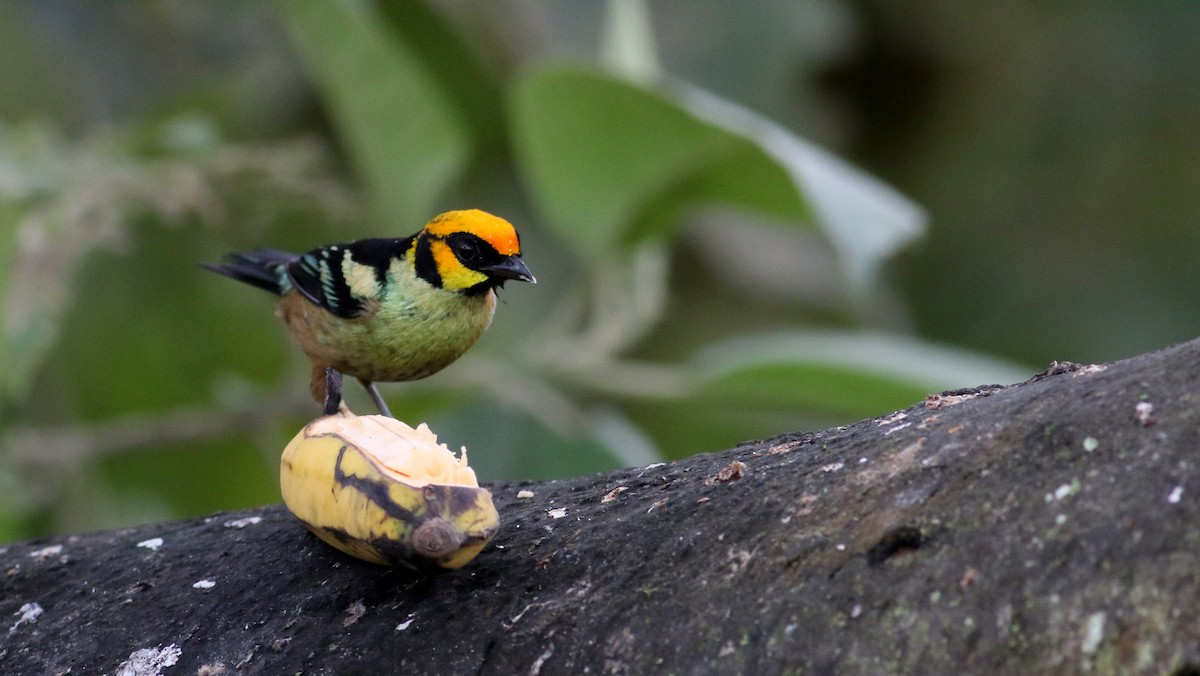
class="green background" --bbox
[1,1,1196,541]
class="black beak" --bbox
[485,255,536,284]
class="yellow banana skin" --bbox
[280,417,499,571]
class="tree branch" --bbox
[3,339,1199,674]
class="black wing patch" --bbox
[348,236,413,288]
[286,244,361,318]
[285,237,413,319]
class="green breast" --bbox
[325,279,496,383]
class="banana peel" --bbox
[280,414,498,570]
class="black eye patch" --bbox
[445,233,501,270]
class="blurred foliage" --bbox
[3,0,1194,542]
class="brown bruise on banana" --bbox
[279,421,498,570]
[311,519,490,571]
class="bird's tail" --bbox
[200,249,296,296]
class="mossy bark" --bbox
[3,339,1200,675]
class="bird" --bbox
[201,209,535,417]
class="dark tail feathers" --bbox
[200,249,296,296]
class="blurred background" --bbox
[1,0,1196,541]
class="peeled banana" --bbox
[280,414,499,570]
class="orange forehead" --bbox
[424,209,521,255]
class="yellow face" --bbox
[428,239,486,291]
[418,210,526,293]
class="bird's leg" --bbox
[359,379,393,418]
[323,367,344,417]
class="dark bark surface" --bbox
[3,339,1200,675]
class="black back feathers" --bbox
[204,237,416,319]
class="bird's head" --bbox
[413,210,536,294]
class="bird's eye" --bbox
[454,239,478,262]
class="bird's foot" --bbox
[360,379,393,418]
[322,367,344,417]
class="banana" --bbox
[280,414,499,570]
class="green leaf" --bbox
[694,330,1031,420]
[511,64,926,291]
[373,0,504,151]
[509,66,809,254]
[670,83,927,292]
[278,0,469,229]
